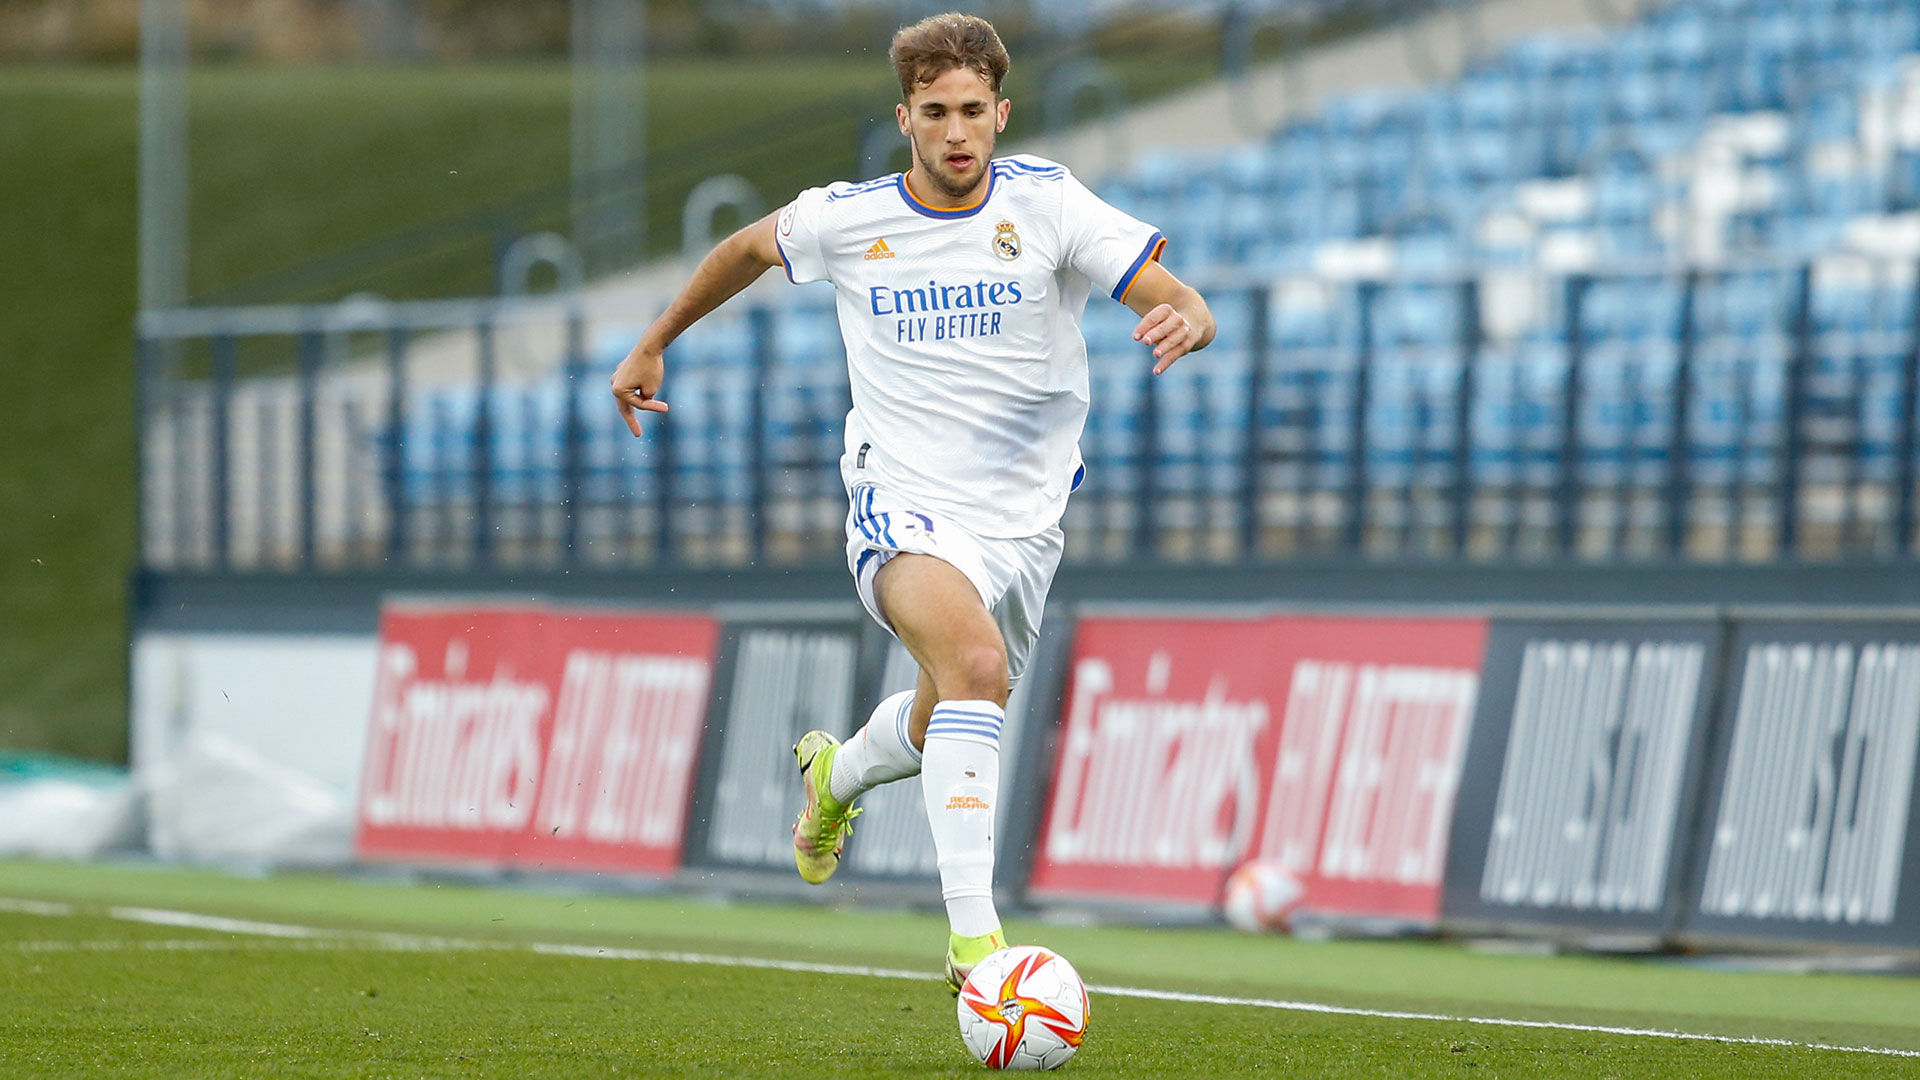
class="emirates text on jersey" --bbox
[870,279,1023,343]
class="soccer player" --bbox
[610,12,1214,991]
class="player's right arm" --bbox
[610,211,786,437]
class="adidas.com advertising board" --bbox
[1679,618,1920,951]
[1439,618,1725,942]
[1026,614,1489,924]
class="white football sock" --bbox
[921,699,1004,938]
[828,689,922,804]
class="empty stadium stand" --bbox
[138,0,1920,572]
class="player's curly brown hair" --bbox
[888,13,1010,101]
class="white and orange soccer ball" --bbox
[1222,858,1304,934]
[955,945,1089,1070]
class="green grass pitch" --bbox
[3,859,1918,1077]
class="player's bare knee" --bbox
[940,642,1010,704]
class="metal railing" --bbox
[136,255,1920,576]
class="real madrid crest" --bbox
[992,219,1022,262]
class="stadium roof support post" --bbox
[1221,3,1251,80]
[1407,0,1489,78]
[1898,263,1920,557]
[1042,61,1126,176]
[571,0,645,276]
[353,0,421,61]
[138,0,188,315]
[1225,6,1304,139]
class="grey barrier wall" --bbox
[1679,618,1920,951]
[678,605,1073,898]
[1441,617,1726,944]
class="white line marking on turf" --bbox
[0,898,74,916]
[7,937,503,954]
[7,899,1917,1060]
[13,939,288,953]
[106,906,331,939]
[1087,984,1920,1059]
[526,941,927,981]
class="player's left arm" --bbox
[1124,261,1216,375]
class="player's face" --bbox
[896,67,1010,202]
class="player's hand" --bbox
[1132,303,1200,375]
[611,341,670,437]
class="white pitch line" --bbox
[527,940,929,981]
[106,906,332,939]
[0,898,74,917]
[1088,984,1920,1060]
[6,899,1918,1060]
[5,937,495,955]
[11,939,295,953]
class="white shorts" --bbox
[843,479,1064,683]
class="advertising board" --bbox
[682,606,1072,892]
[1680,619,1920,950]
[355,603,718,873]
[1440,618,1723,939]
[1028,613,1488,923]
[680,618,867,871]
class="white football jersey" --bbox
[775,153,1164,539]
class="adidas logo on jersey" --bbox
[864,238,896,260]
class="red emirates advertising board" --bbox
[1029,614,1489,923]
[356,603,719,873]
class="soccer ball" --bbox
[955,946,1089,1070]
[1222,858,1304,934]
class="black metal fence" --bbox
[137,256,1920,576]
